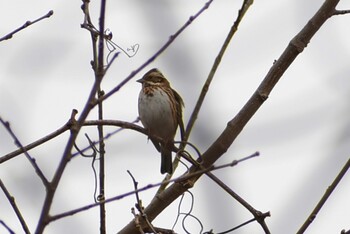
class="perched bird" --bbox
[137,68,184,174]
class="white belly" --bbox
[138,89,176,140]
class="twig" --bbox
[0,179,30,234]
[184,0,253,145]
[128,171,158,234]
[204,169,271,234]
[0,10,53,42]
[35,0,110,230]
[296,157,350,234]
[73,119,142,158]
[48,153,255,222]
[0,120,71,164]
[0,220,15,234]
[333,9,350,15]
[0,117,49,187]
[216,211,271,234]
[94,0,214,105]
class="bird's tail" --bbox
[160,146,173,174]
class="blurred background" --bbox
[0,0,349,233]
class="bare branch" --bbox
[0,220,15,234]
[0,179,30,234]
[185,0,253,144]
[118,0,344,233]
[95,0,214,105]
[297,157,350,233]
[48,153,254,223]
[128,171,158,233]
[0,10,53,42]
[0,120,70,164]
[0,118,141,168]
[0,117,49,187]
[333,9,350,15]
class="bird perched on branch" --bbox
[137,68,184,174]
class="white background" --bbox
[0,0,349,233]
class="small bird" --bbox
[137,68,184,174]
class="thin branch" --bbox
[95,0,108,232]
[0,220,15,234]
[35,0,109,230]
[93,0,214,106]
[333,9,350,15]
[216,211,271,234]
[0,117,49,188]
[128,171,158,234]
[0,119,71,164]
[0,10,54,42]
[0,179,30,234]
[0,118,141,166]
[184,0,253,145]
[49,153,254,223]
[204,170,271,234]
[296,157,350,234]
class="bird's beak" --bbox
[136,78,144,83]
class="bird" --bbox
[137,68,184,174]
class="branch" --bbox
[0,10,53,42]
[296,157,350,234]
[333,9,350,15]
[118,0,343,232]
[94,0,214,105]
[95,0,108,232]
[0,117,49,187]
[0,118,139,164]
[0,119,71,164]
[34,0,109,230]
[48,154,252,223]
[128,171,158,233]
[184,0,253,144]
[0,179,30,234]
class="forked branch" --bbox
[118,0,345,233]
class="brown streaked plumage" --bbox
[137,68,184,174]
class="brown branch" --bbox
[0,119,71,164]
[184,0,253,144]
[0,179,30,234]
[94,0,108,232]
[0,10,53,42]
[0,119,140,164]
[35,0,109,230]
[333,9,350,15]
[0,117,49,187]
[48,154,252,223]
[118,0,343,233]
[128,171,158,233]
[296,157,350,234]
[94,0,214,106]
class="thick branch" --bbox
[118,0,342,233]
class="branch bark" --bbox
[118,0,343,233]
